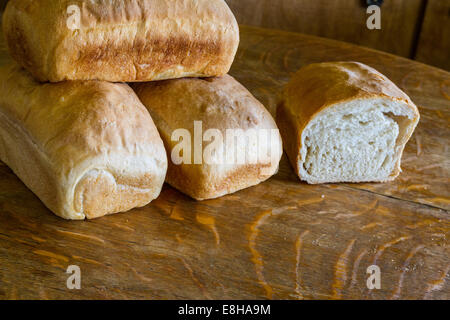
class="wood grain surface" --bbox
[0,25,449,300]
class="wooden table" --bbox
[0,25,448,300]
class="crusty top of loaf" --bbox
[0,62,165,178]
[133,75,278,136]
[282,61,420,133]
[2,0,239,82]
[4,0,237,26]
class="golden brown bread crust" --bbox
[277,61,420,182]
[133,75,283,200]
[0,60,168,220]
[3,0,239,82]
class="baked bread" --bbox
[277,61,420,184]
[133,75,283,200]
[0,61,168,220]
[2,0,239,82]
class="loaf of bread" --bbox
[277,62,420,184]
[0,61,168,220]
[2,0,239,82]
[133,75,283,200]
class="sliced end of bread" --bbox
[298,98,418,184]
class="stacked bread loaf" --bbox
[0,0,283,219]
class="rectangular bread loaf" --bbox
[2,0,239,82]
[0,60,168,220]
[133,75,283,200]
[277,61,420,184]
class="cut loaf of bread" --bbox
[277,62,420,184]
